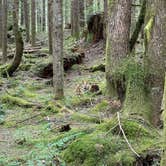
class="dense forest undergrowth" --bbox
[0,30,162,165]
[0,0,166,165]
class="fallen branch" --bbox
[117,112,140,157]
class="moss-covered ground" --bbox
[0,35,162,165]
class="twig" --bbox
[117,112,140,157]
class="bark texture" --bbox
[23,0,30,42]
[52,0,64,99]
[0,0,2,48]
[31,0,36,46]
[48,0,53,54]
[71,0,80,39]
[106,0,132,98]
[2,0,8,63]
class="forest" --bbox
[0,0,166,165]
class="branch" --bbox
[117,112,140,157]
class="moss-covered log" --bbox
[37,53,85,78]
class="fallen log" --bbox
[37,53,85,78]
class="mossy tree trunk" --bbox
[161,74,166,166]
[52,0,64,99]
[2,0,8,63]
[145,0,166,125]
[5,0,24,76]
[106,0,132,100]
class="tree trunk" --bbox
[42,0,46,32]
[0,0,2,49]
[2,0,8,63]
[23,0,30,42]
[106,0,132,99]
[79,0,85,27]
[48,0,53,55]
[161,74,166,166]
[20,0,24,26]
[52,0,64,99]
[31,0,36,47]
[5,0,24,76]
[145,0,166,125]
[71,0,80,39]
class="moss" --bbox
[1,94,34,108]
[91,100,109,113]
[71,113,101,124]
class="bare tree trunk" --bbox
[52,0,64,99]
[48,0,53,55]
[20,0,24,26]
[42,0,46,31]
[79,0,85,27]
[71,0,80,39]
[2,0,8,63]
[106,0,132,99]
[31,0,36,46]
[0,0,2,49]
[23,0,30,42]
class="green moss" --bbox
[1,94,34,108]
[91,100,109,113]
[71,113,101,124]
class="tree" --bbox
[106,0,132,100]
[23,0,30,42]
[31,0,36,46]
[71,0,80,39]
[79,0,85,27]
[52,0,64,99]
[145,0,166,125]
[2,0,8,63]
[161,74,166,166]
[5,0,24,76]
[48,0,53,54]
[0,0,2,49]
[42,0,46,32]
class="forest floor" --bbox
[0,32,162,166]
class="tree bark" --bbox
[48,0,53,55]
[23,0,30,42]
[79,0,85,27]
[31,0,36,47]
[52,0,64,99]
[71,0,80,39]
[0,0,2,49]
[106,0,132,99]
[2,0,8,63]
[42,0,46,31]
[6,0,23,76]
[145,0,166,125]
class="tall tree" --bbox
[79,0,85,27]
[106,0,132,99]
[48,0,53,54]
[0,0,2,49]
[23,0,30,42]
[71,0,80,39]
[42,0,46,31]
[161,74,166,166]
[2,0,8,63]
[31,0,36,46]
[52,0,64,99]
[145,0,166,125]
